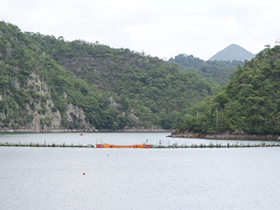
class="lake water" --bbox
[1,132,280,210]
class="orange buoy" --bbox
[83,173,85,175]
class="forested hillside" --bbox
[168,54,244,84]
[176,45,280,134]
[0,21,216,131]
[0,22,119,131]
[168,54,204,70]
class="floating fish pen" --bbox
[0,142,95,148]
[102,143,145,148]
[1,142,280,148]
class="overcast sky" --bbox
[1,0,280,60]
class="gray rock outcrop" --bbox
[0,73,96,132]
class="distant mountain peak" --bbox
[208,44,254,61]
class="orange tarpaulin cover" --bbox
[103,143,145,148]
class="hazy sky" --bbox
[1,0,280,60]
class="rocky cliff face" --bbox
[64,103,87,129]
[0,73,96,132]
[24,73,61,131]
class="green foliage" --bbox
[26,30,216,129]
[168,54,204,70]
[0,100,7,112]
[61,117,68,127]
[0,76,9,89]
[112,121,118,130]
[168,54,245,84]
[40,117,52,127]
[178,45,280,134]
[26,114,34,123]
[0,21,216,130]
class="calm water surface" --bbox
[1,132,280,210]
[0,132,278,146]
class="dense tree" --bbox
[177,45,280,134]
[168,54,245,84]
[0,21,217,129]
[26,31,217,129]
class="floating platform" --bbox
[102,143,145,148]
[0,142,280,148]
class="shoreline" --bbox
[0,128,173,134]
[167,133,280,141]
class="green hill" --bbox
[168,54,204,70]
[0,21,216,131]
[168,54,244,84]
[176,45,280,134]
[208,44,255,61]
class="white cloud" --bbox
[1,0,280,60]
[142,0,210,12]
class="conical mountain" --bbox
[208,44,254,61]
